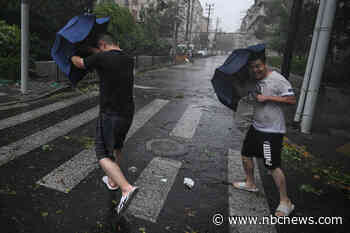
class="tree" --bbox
[0,0,95,59]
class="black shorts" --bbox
[95,112,133,161]
[241,126,284,169]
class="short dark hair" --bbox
[248,52,266,64]
[97,33,117,46]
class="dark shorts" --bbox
[241,126,284,169]
[95,112,133,161]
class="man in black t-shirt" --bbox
[71,34,138,215]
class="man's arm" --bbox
[256,95,296,105]
[71,47,100,70]
[71,56,85,69]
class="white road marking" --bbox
[37,99,170,193]
[0,92,98,131]
[126,99,169,140]
[0,106,99,167]
[170,105,202,139]
[126,157,182,223]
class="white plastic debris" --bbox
[184,177,195,189]
[128,166,138,173]
[161,178,167,183]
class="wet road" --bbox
[0,56,274,233]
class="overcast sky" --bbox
[198,0,255,32]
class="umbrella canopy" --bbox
[211,44,265,111]
[51,14,110,86]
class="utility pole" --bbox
[172,0,180,64]
[21,0,30,94]
[185,0,191,42]
[205,3,214,50]
[294,0,326,123]
[214,17,220,53]
[281,0,304,79]
[189,0,195,47]
[300,0,338,134]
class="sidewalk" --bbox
[0,77,72,107]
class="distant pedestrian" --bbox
[232,51,296,217]
[71,33,138,215]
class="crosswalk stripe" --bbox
[169,105,202,139]
[126,157,182,223]
[126,99,169,140]
[0,92,98,131]
[0,106,99,167]
[37,99,170,193]
[227,149,276,233]
[37,149,97,193]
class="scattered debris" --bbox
[300,184,323,196]
[42,144,53,151]
[41,212,49,217]
[184,178,194,189]
[128,166,138,173]
[55,210,63,214]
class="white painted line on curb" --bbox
[227,149,277,233]
[126,157,182,223]
[0,106,99,167]
[134,85,157,90]
[0,103,29,111]
[36,99,170,193]
[170,105,202,139]
[0,92,98,131]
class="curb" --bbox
[0,59,190,107]
[0,84,71,107]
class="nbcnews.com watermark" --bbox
[212,213,344,226]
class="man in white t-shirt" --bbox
[232,53,296,217]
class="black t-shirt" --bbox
[84,50,134,118]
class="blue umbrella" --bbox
[51,14,110,86]
[211,44,265,111]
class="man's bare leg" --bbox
[233,156,257,189]
[99,157,133,195]
[106,150,122,189]
[271,167,293,216]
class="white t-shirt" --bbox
[253,71,294,134]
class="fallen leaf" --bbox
[41,212,49,217]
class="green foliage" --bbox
[93,1,172,55]
[93,3,143,53]
[267,56,307,76]
[0,20,42,81]
[137,1,177,55]
[0,20,20,80]
[1,0,95,60]
[264,0,317,59]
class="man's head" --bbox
[248,53,268,80]
[96,33,120,52]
